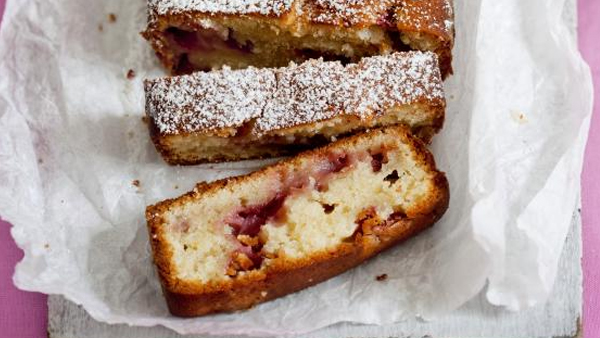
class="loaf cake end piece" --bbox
[142,0,454,77]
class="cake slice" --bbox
[142,0,454,77]
[146,126,450,317]
[145,51,445,165]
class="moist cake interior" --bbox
[161,138,434,282]
[163,21,412,75]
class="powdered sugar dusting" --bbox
[396,0,454,34]
[145,67,276,134]
[352,52,445,115]
[301,0,453,35]
[305,0,393,26]
[147,0,453,37]
[145,51,444,135]
[257,51,444,132]
[148,0,294,16]
[259,60,349,132]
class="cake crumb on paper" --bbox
[511,110,529,124]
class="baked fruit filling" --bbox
[166,27,254,54]
[164,141,435,282]
[165,27,256,73]
[162,24,408,75]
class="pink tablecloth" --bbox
[0,1,598,337]
[579,0,600,334]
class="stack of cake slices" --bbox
[143,0,454,317]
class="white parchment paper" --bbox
[0,0,593,336]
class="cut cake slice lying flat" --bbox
[146,126,450,317]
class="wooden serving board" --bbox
[47,2,582,337]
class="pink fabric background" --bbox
[0,1,598,337]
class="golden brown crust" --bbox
[142,0,454,77]
[395,0,455,77]
[146,126,450,316]
[148,116,444,165]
